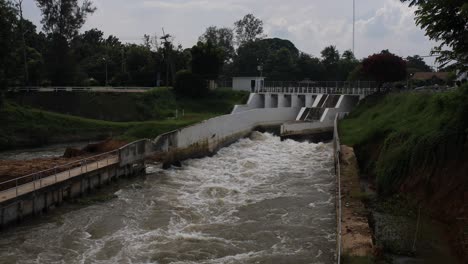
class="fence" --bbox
[0,150,118,201]
[333,112,348,264]
[258,86,380,95]
[7,86,153,93]
[264,81,377,89]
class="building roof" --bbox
[412,72,450,81]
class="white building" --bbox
[232,77,265,92]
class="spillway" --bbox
[0,132,336,264]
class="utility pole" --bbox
[160,28,175,87]
[353,0,355,55]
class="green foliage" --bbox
[198,26,235,63]
[1,87,248,149]
[191,41,224,80]
[340,85,468,195]
[406,55,432,73]
[35,0,96,40]
[400,0,468,69]
[234,14,265,45]
[174,70,208,98]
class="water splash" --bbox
[0,133,336,264]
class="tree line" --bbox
[1,0,462,102]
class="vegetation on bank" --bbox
[8,88,249,122]
[1,88,249,150]
[340,85,468,194]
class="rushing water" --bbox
[0,132,336,264]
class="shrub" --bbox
[174,70,208,98]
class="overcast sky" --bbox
[23,0,438,67]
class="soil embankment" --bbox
[340,87,468,262]
[0,139,127,188]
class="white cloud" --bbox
[23,0,437,65]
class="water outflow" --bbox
[0,132,336,264]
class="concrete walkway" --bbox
[0,156,119,203]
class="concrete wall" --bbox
[231,93,264,114]
[281,95,359,137]
[232,77,264,92]
[0,163,145,228]
[119,139,154,166]
[153,107,301,164]
[281,120,334,136]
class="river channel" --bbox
[0,132,336,264]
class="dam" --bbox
[0,83,379,263]
[0,133,336,263]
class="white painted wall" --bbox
[231,93,264,113]
[155,107,301,153]
[232,77,265,92]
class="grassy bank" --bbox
[0,103,211,150]
[339,85,468,262]
[7,88,249,122]
[340,86,468,194]
[1,89,248,151]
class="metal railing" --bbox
[264,81,377,88]
[333,112,348,264]
[0,150,118,200]
[7,86,153,93]
[258,86,380,95]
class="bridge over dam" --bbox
[0,83,378,263]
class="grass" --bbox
[7,87,249,122]
[1,88,249,150]
[339,85,468,195]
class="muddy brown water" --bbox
[0,132,336,264]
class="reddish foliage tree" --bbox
[362,51,407,88]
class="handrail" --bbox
[0,150,118,186]
[333,112,348,264]
[257,86,382,95]
[0,150,119,198]
[0,137,160,201]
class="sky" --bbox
[22,0,438,67]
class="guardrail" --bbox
[7,86,153,93]
[0,138,159,202]
[333,112,348,264]
[258,86,381,95]
[0,150,118,200]
[264,81,377,88]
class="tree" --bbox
[0,0,16,106]
[233,38,299,79]
[191,41,224,80]
[321,45,341,80]
[199,26,234,62]
[35,0,96,40]
[296,53,325,81]
[321,45,340,66]
[400,0,468,69]
[174,70,208,98]
[406,55,432,72]
[342,50,356,61]
[234,14,265,45]
[361,51,407,88]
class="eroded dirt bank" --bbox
[0,139,127,186]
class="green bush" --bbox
[174,70,208,98]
